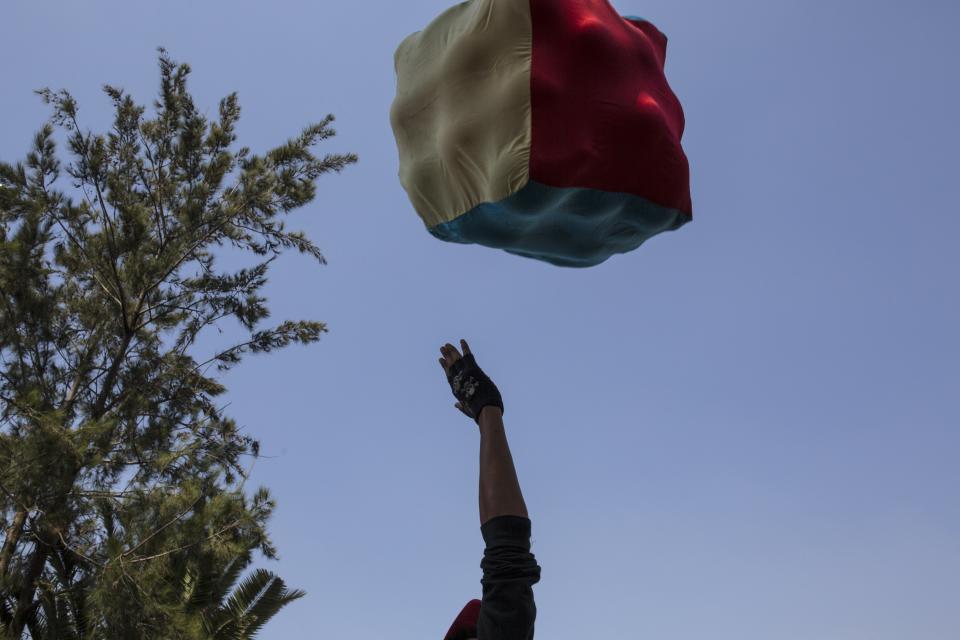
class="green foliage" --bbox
[0,49,356,638]
[179,546,305,640]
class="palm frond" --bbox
[236,575,304,639]
[207,567,304,639]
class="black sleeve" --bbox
[477,515,542,640]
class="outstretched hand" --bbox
[438,338,471,369]
[438,339,504,423]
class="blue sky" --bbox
[2,1,958,638]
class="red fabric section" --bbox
[529,0,692,215]
[443,599,481,640]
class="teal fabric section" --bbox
[427,180,690,267]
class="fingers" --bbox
[441,342,460,362]
[439,343,458,373]
[439,339,472,373]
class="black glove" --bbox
[446,353,504,423]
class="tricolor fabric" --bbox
[390,0,691,267]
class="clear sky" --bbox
[2,1,958,638]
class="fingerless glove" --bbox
[446,353,504,423]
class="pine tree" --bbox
[0,49,357,638]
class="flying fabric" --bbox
[390,0,692,267]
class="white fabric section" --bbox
[390,0,532,228]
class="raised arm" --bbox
[439,339,528,526]
[476,406,528,525]
[439,340,540,640]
